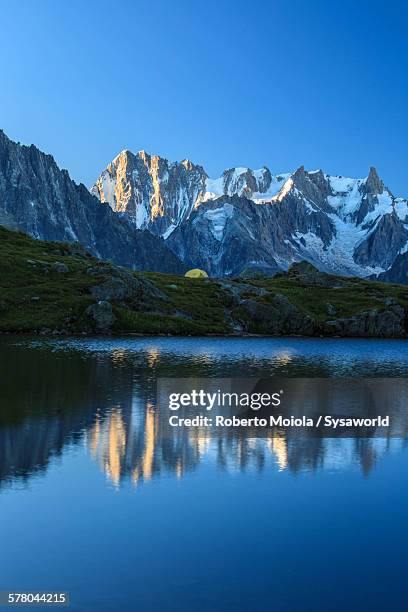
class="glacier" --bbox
[92,151,408,278]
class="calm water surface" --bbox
[0,336,408,611]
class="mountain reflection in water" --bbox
[87,405,406,486]
[1,336,408,489]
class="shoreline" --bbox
[2,330,407,341]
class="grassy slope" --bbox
[248,275,408,321]
[1,225,408,335]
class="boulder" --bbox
[90,277,136,301]
[217,279,268,298]
[285,261,351,288]
[325,304,406,337]
[287,261,319,277]
[51,262,69,273]
[326,303,336,316]
[90,270,166,303]
[86,265,114,277]
[272,294,315,335]
[236,293,315,335]
[85,300,116,330]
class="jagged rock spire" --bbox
[365,166,383,195]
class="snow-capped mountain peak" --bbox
[91,150,408,278]
[91,149,207,236]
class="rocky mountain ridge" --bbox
[92,150,408,279]
[91,149,207,239]
[0,130,184,274]
[1,128,407,282]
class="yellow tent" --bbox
[184,268,208,279]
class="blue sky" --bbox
[0,0,407,193]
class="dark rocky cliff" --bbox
[0,130,184,273]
